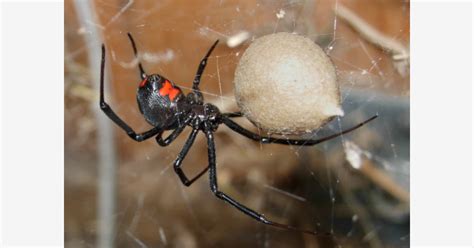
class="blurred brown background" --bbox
[65,0,410,247]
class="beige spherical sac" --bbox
[234,32,343,135]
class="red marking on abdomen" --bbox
[139,78,147,88]
[159,80,181,101]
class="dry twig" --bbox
[335,4,409,76]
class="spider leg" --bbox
[99,45,161,142]
[191,40,219,102]
[127,32,147,80]
[222,112,243,118]
[204,127,321,236]
[221,115,378,146]
[172,128,210,186]
[155,115,194,146]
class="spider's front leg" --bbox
[191,40,219,103]
[222,115,378,146]
[127,33,147,80]
[203,126,320,235]
[99,45,161,142]
[222,112,243,118]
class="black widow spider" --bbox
[99,33,378,235]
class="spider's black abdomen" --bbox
[136,74,189,129]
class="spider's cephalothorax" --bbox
[99,32,378,236]
[136,74,188,130]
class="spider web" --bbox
[64,0,410,247]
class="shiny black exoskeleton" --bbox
[136,74,188,129]
[99,33,378,236]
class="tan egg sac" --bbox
[234,32,343,135]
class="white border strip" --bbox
[0,0,472,247]
[0,2,4,245]
[472,1,474,246]
[0,1,64,247]
[411,1,473,246]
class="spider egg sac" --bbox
[234,32,344,135]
